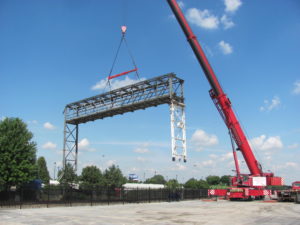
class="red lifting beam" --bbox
[167,0,263,176]
[108,68,138,80]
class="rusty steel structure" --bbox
[63,73,187,171]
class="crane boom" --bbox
[167,0,262,176]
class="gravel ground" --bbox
[1,200,300,225]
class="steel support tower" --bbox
[63,73,186,171]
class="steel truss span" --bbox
[63,73,187,171]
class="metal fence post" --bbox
[90,188,93,206]
[19,187,23,209]
[47,186,50,208]
[107,186,110,206]
[70,187,72,207]
[148,187,151,203]
[122,188,125,205]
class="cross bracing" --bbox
[63,73,186,171]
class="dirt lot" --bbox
[0,200,300,225]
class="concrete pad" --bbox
[1,200,300,225]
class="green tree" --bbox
[37,156,50,184]
[103,165,127,188]
[80,165,103,186]
[184,178,199,189]
[0,118,37,189]
[220,175,231,186]
[145,175,166,185]
[206,175,220,186]
[198,179,209,188]
[58,163,78,184]
[184,178,209,189]
[165,179,181,189]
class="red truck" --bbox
[277,181,300,202]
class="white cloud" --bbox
[219,152,233,161]
[171,163,187,171]
[91,78,107,90]
[219,40,233,55]
[250,135,283,151]
[178,1,185,9]
[221,14,235,29]
[168,14,175,20]
[198,152,232,167]
[191,129,218,151]
[55,150,63,155]
[201,159,214,167]
[134,147,149,154]
[43,122,55,130]
[285,162,298,168]
[27,120,38,125]
[129,167,140,173]
[292,81,300,95]
[259,96,281,111]
[186,8,219,29]
[1,116,7,121]
[91,76,145,91]
[209,154,218,159]
[194,152,236,171]
[279,162,299,169]
[204,45,214,57]
[209,152,232,162]
[78,138,96,152]
[42,141,57,150]
[224,0,242,13]
[79,138,90,149]
[136,157,147,162]
[106,160,117,167]
[94,140,168,148]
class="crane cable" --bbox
[106,25,140,92]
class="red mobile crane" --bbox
[167,0,283,200]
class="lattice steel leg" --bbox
[170,101,187,162]
[62,121,79,171]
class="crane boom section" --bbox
[167,0,262,176]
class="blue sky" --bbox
[1,0,299,184]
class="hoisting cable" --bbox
[105,25,140,91]
[120,0,139,79]
[123,34,140,79]
[106,33,124,90]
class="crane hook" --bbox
[121,25,127,35]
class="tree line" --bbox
[59,166,230,189]
[144,174,230,189]
[0,117,230,190]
